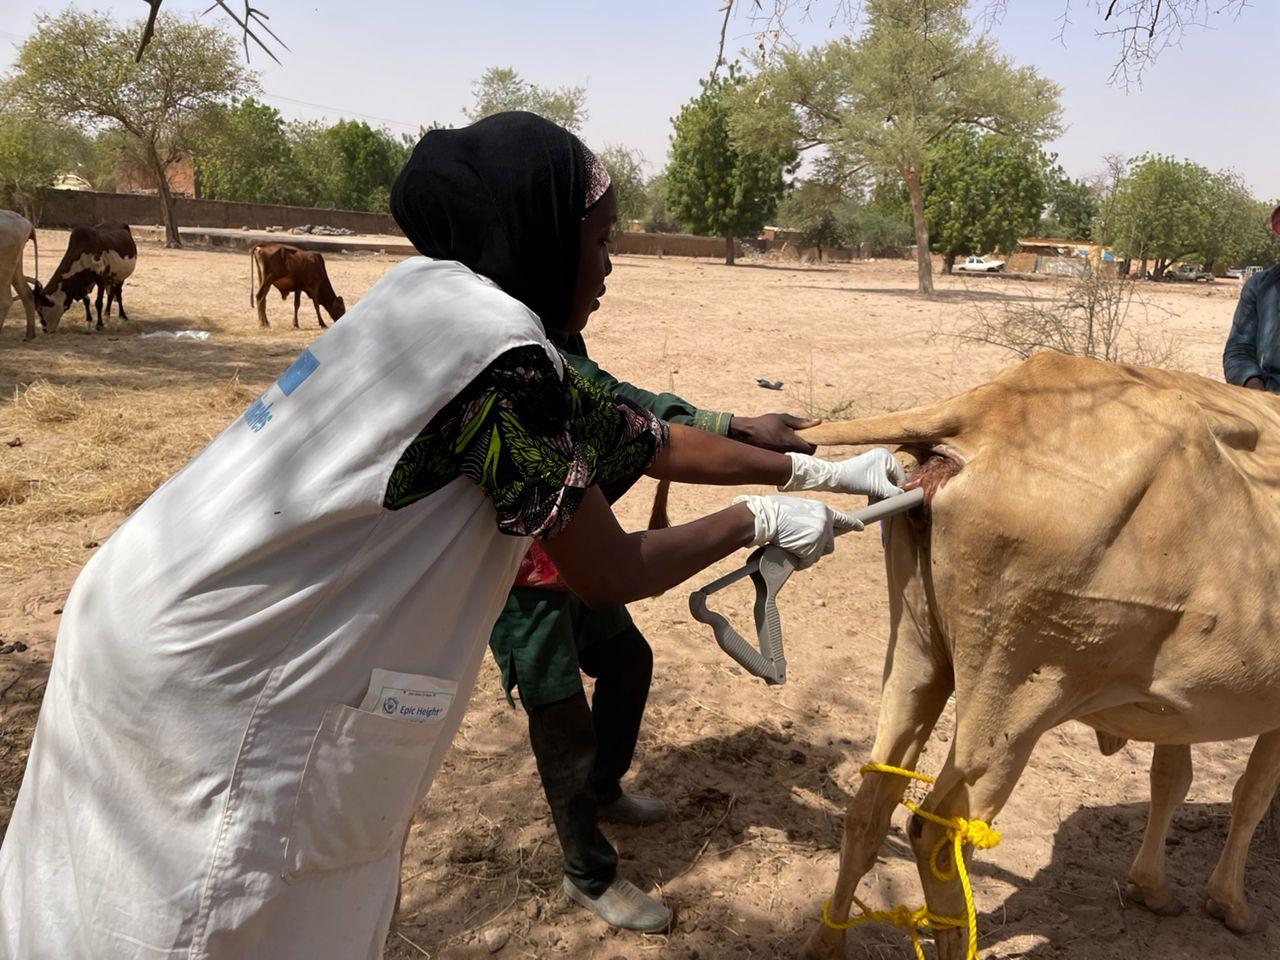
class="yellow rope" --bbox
[820,763,1002,960]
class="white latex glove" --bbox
[734,494,862,569]
[781,448,906,500]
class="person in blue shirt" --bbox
[1223,204,1280,391]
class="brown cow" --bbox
[801,351,1280,959]
[250,243,345,329]
[34,222,136,332]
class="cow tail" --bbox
[249,247,256,307]
[31,227,38,280]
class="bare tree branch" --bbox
[726,1,1251,87]
[135,0,288,63]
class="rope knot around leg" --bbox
[820,763,1003,960]
[958,817,1001,850]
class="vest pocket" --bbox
[284,702,445,876]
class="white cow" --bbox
[0,210,39,340]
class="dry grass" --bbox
[0,376,257,573]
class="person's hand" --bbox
[781,449,906,500]
[733,494,861,569]
[728,413,820,453]
[1245,376,1266,391]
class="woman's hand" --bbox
[781,449,906,500]
[734,494,861,568]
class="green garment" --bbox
[489,335,733,708]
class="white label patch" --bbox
[358,669,456,724]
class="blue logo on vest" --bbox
[245,397,273,432]
[277,348,320,397]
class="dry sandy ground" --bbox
[1,233,1274,960]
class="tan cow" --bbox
[801,351,1280,960]
[0,210,39,340]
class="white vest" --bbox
[0,258,558,959]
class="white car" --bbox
[954,255,1005,273]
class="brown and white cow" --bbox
[0,210,39,340]
[250,243,345,329]
[35,222,137,332]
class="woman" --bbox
[0,112,903,959]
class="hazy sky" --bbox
[2,1,1276,196]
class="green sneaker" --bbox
[562,876,672,932]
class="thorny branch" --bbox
[717,0,1250,85]
[135,0,289,63]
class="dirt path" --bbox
[2,236,1273,959]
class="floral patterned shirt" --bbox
[383,345,668,540]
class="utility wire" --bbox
[259,92,424,131]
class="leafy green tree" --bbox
[738,0,1061,292]
[323,120,407,212]
[776,179,861,255]
[190,98,298,204]
[1040,166,1099,240]
[1237,200,1280,268]
[3,9,252,246]
[922,129,1047,273]
[465,66,587,134]
[642,173,683,234]
[287,119,407,212]
[664,65,795,264]
[1106,154,1210,278]
[596,144,647,226]
[1196,170,1258,273]
[0,107,91,220]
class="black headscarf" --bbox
[390,112,587,333]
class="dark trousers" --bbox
[524,625,653,896]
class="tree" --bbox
[922,129,1047,273]
[1106,154,1210,278]
[596,145,647,226]
[741,0,1061,292]
[1196,170,1257,274]
[0,107,90,220]
[1237,200,1280,269]
[664,65,795,265]
[465,66,587,134]
[190,98,297,205]
[1040,166,1099,240]
[287,119,407,212]
[642,174,684,234]
[3,9,252,247]
[776,179,861,255]
[718,1,1250,87]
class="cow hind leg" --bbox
[1205,730,1280,935]
[908,675,1067,960]
[803,660,952,960]
[94,284,106,330]
[1126,744,1192,916]
[113,284,128,321]
[804,554,953,960]
[10,270,38,340]
[255,283,272,327]
[292,291,301,329]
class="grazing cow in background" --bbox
[0,210,39,340]
[35,222,137,332]
[802,352,1280,960]
[250,243,345,329]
